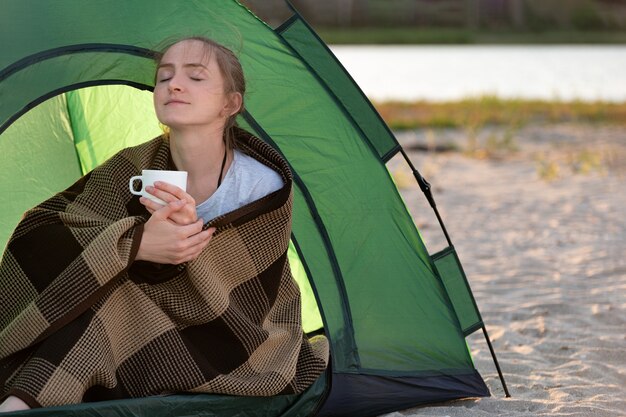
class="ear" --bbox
[222,92,243,117]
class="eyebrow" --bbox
[157,63,209,70]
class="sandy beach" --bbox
[385,123,625,417]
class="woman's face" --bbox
[153,40,234,132]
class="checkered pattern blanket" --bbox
[0,129,328,408]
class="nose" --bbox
[167,74,183,92]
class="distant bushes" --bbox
[571,2,607,30]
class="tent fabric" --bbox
[433,246,484,336]
[0,0,492,415]
[317,372,489,417]
[0,371,329,417]
[276,14,401,161]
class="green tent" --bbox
[0,1,508,415]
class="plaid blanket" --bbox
[0,129,328,408]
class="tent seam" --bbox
[0,80,152,135]
[0,43,153,82]
[62,91,83,176]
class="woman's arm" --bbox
[135,200,214,265]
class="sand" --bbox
[383,123,626,417]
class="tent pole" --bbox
[481,326,511,397]
[400,148,510,397]
[399,148,453,247]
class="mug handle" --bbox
[129,176,143,196]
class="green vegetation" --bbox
[463,122,520,160]
[373,97,626,130]
[535,153,562,181]
[377,97,625,179]
[317,27,626,45]
[535,148,609,181]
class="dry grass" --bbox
[384,98,626,183]
[374,97,626,131]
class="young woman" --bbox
[136,37,284,266]
[0,37,328,412]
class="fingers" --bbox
[171,227,215,264]
[144,185,176,205]
[149,182,195,205]
[187,227,215,248]
[137,206,215,265]
[139,197,161,214]
[153,200,185,220]
[143,184,198,225]
[153,181,183,196]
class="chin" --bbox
[157,114,191,128]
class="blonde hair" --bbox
[154,36,246,149]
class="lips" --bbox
[165,99,189,105]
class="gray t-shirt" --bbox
[196,149,284,223]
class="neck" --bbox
[169,126,232,203]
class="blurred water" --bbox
[330,45,626,102]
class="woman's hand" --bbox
[135,201,215,265]
[140,181,197,226]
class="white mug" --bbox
[129,170,188,205]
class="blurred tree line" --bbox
[241,0,626,31]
